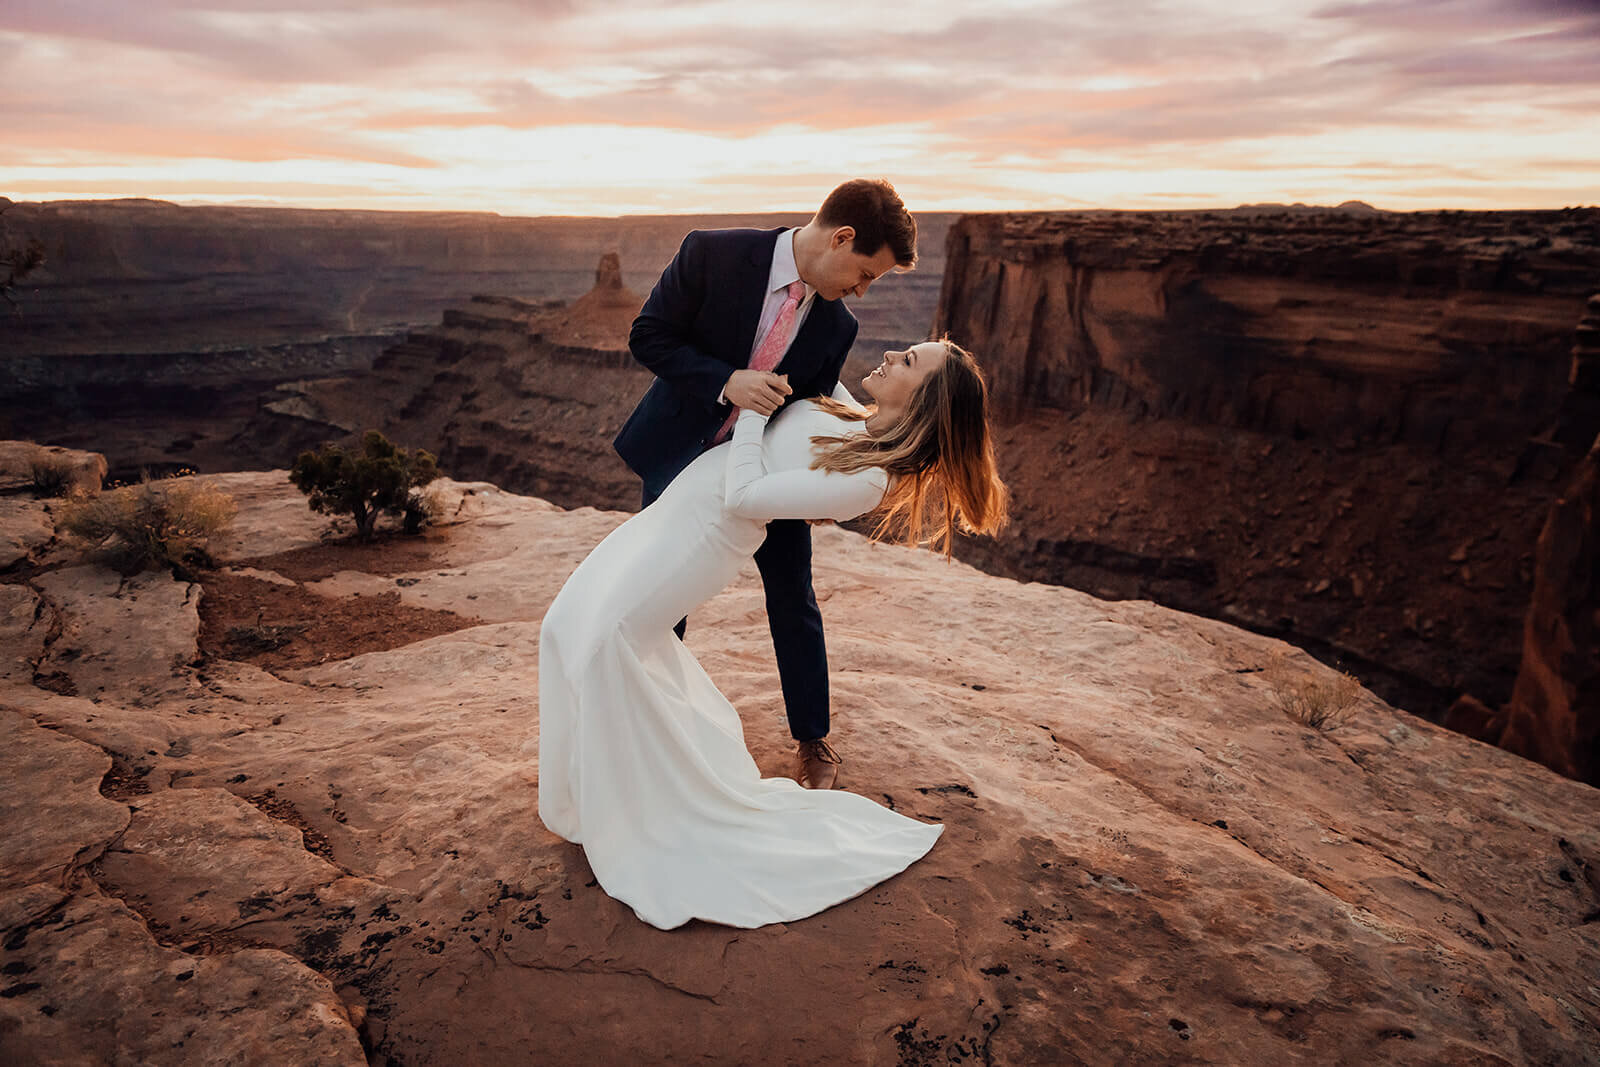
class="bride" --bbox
[537,338,1008,930]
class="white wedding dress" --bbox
[537,398,943,930]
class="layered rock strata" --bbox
[935,209,1599,446]
[0,202,946,482]
[241,242,946,514]
[253,289,650,511]
[932,208,1600,741]
[1,470,1597,1063]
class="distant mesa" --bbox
[1228,199,1382,212]
[542,252,644,351]
[591,252,630,302]
[54,197,183,210]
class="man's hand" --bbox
[723,370,791,416]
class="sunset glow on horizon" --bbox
[3,0,1597,216]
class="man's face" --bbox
[811,227,902,301]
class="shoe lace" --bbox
[799,738,842,765]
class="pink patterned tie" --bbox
[713,280,806,444]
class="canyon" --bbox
[0,196,947,362]
[0,197,945,480]
[934,208,1600,754]
[3,201,1599,1061]
[3,199,1598,784]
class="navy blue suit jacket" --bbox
[614,227,858,496]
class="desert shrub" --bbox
[1262,650,1362,730]
[290,430,440,540]
[30,457,79,497]
[57,476,237,575]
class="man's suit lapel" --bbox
[731,235,776,361]
[727,228,836,384]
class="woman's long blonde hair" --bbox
[811,338,1008,555]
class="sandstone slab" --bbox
[97,787,380,933]
[0,498,54,570]
[200,470,341,560]
[0,712,127,892]
[299,480,608,623]
[0,892,364,1066]
[31,565,199,703]
[0,684,194,782]
[1,473,1596,1064]
[0,582,43,682]
[0,440,106,496]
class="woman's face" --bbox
[862,341,947,422]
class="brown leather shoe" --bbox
[796,738,842,790]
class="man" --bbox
[614,178,917,789]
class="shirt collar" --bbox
[771,228,812,300]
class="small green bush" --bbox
[290,430,440,540]
[57,476,237,575]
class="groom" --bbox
[614,178,917,790]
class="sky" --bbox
[1,0,1597,215]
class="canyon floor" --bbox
[2,469,1598,1064]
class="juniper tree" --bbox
[290,430,440,540]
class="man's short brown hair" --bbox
[817,179,917,268]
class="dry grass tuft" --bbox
[1262,650,1363,730]
[57,476,237,575]
[29,457,80,498]
[402,482,452,534]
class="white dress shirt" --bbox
[753,227,816,354]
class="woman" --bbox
[537,338,1008,930]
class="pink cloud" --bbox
[1,0,1596,211]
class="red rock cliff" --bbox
[1478,294,1600,783]
[934,208,1600,447]
[931,208,1600,759]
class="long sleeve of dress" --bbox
[723,408,887,523]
